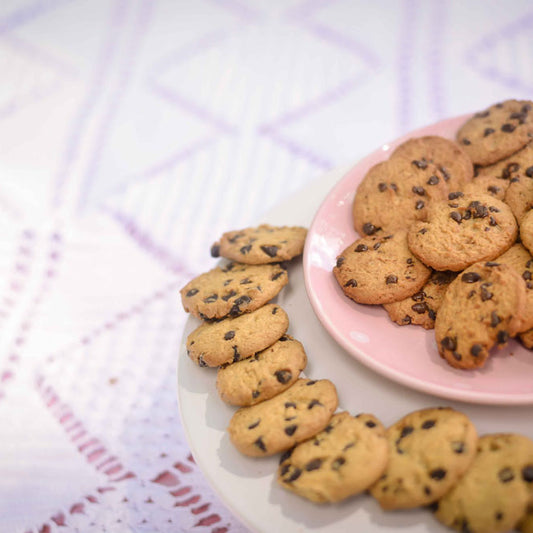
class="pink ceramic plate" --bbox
[304,114,533,405]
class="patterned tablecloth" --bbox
[0,1,532,531]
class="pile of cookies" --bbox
[180,222,533,533]
[334,98,533,370]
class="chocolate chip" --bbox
[411,302,428,314]
[439,166,451,182]
[252,390,260,399]
[373,242,381,250]
[448,191,464,200]
[430,468,446,480]
[378,182,387,192]
[275,370,292,384]
[427,502,439,513]
[284,402,296,409]
[497,330,509,344]
[424,486,432,496]
[240,244,252,254]
[386,275,398,284]
[305,459,323,471]
[366,420,376,428]
[489,215,497,226]
[498,467,514,483]
[495,512,503,521]
[475,110,490,118]
[279,335,288,341]
[485,261,500,267]
[487,186,500,194]
[480,285,493,301]
[331,457,346,470]
[279,463,290,476]
[271,271,284,281]
[232,345,240,362]
[286,468,301,482]
[400,426,414,439]
[470,344,483,357]
[279,448,293,464]
[450,211,462,223]
[441,336,457,351]
[491,312,501,327]
[421,420,436,429]
[355,244,368,252]
[203,294,218,303]
[526,166,533,178]
[272,306,279,314]
[401,315,412,325]
[452,352,462,361]
[484,127,495,136]
[240,277,252,284]
[419,228,427,234]
[390,183,398,192]
[428,309,437,320]
[407,257,414,265]
[412,186,425,195]
[344,279,357,287]
[412,159,428,169]
[221,290,237,301]
[451,441,465,454]
[261,245,278,257]
[427,175,439,185]
[308,399,322,409]
[210,244,220,257]
[461,138,471,145]
[336,257,344,267]
[415,200,425,210]
[461,272,481,283]
[363,222,379,235]
[248,419,260,430]
[285,425,297,436]
[254,437,266,452]
[522,465,533,482]
[224,330,235,340]
[186,288,199,297]
[198,355,207,367]
[501,123,515,133]
[306,380,317,386]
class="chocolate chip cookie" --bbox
[186,303,289,367]
[227,378,338,457]
[277,412,388,503]
[211,224,307,264]
[333,230,432,305]
[180,262,288,320]
[216,335,307,406]
[369,407,478,510]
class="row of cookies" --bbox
[180,223,533,532]
[335,98,533,370]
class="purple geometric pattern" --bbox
[0,0,532,531]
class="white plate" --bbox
[177,171,533,533]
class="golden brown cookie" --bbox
[456,99,533,166]
[369,407,478,510]
[180,262,288,320]
[227,378,338,457]
[186,303,289,367]
[383,270,457,329]
[434,433,533,533]
[211,224,307,264]
[407,194,517,271]
[277,412,388,503]
[391,135,474,191]
[434,261,526,369]
[216,335,307,406]
[333,230,432,305]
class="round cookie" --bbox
[521,209,533,257]
[227,378,338,457]
[383,270,457,329]
[496,243,533,332]
[216,335,307,406]
[277,412,388,503]
[369,407,478,510]
[352,156,450,236]
[186,303,289,367]
[434,261,526,369]
[462,174,509,201]
[391,135,474,191]
[434,433,533,533]
[407,193,518,271]
[456,99,533,166]
[180,262,288,320]
[211,224,307,264]
[333,230,432,305]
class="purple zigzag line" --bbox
[260,1,381,169]
[75,0,154,211]
[465,10,533,93]
[0,0,74,35]
[51,0,129,209]
[101,133,218,198]
[102,205,196,278]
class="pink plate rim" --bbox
[303,113,533,406]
